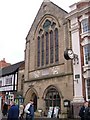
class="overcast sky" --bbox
[0,0,79,64]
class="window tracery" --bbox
[45,88,60,109]
[37,18,59,67]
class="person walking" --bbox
[79,101,88,120]
[24,99,34,120]
[84,101,90,120]
[7,101,19,120]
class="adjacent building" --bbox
[66,0,90,118]
[0,61,24,110]
[0,58,11,110]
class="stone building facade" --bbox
[24,1,74,118]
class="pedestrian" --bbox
[19,104,24,120]
[79,101,88,120]
[7,101,19,120]
[2,102,8,116]
[24,99,34,120]
[84,101,90,120]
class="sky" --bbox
[0,0,79,64]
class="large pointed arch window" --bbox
[37,19,59,67]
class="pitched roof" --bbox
[0,61,24,77]
[26,0,68,40]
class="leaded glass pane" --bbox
[55,28,59,62]
[37,36,40,67]
[41,35,44,66]
[46,32,49,65]
[50,30,54,63]
[43,19,51,32]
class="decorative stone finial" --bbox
[43,0,50,2]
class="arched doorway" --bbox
[24,88,38,112]
[32,93,37,111]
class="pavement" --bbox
[1,113,81,120]
[1,116,81,120]
[0,110,2,120]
